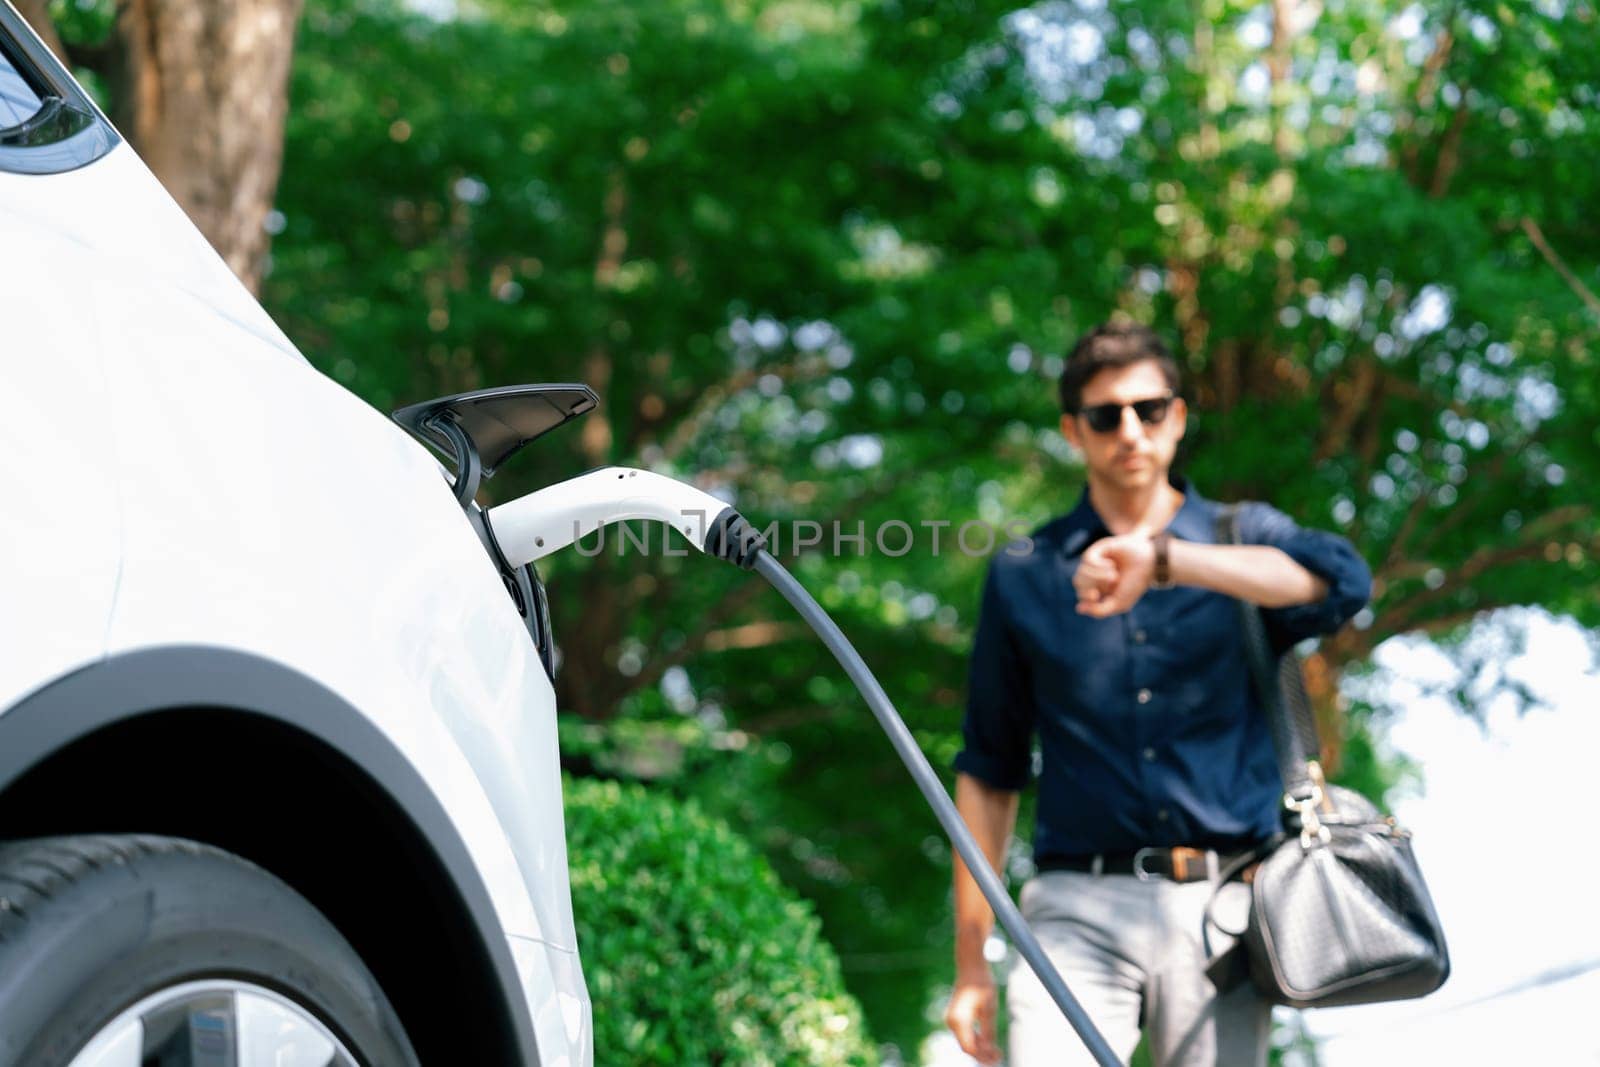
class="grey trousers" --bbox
[1006,870,1270,1067]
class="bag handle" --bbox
[1214,505,1330,833]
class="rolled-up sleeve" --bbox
[954,562,1036,791]
[1241,502,1372,650]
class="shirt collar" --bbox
[1057,474,1209,558]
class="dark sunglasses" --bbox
[1077,395,1174,434]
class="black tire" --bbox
[0,834,419,1067]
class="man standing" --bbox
[944,323,1371,1066]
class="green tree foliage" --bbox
[564,776,877,1065]
[260,0,1600,1051]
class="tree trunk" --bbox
[110,0,303,293]
[13,1,66,62]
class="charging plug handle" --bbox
[703,507,767,569]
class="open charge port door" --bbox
[392,383,597,682]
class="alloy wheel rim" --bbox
[67,979,360,1067]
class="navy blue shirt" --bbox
[954,479,1372,860]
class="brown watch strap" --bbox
[1152,531,1174,589]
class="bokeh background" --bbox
[18,0,1599,1062]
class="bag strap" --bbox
[1199,837,1280,987]
[1213,505,1326,811]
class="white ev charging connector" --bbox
[394,384,1116,1064]
[486,467,764,569]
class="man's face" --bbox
[1059,360,1187,492]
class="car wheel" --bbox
[0,834,419,1067]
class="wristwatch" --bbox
[1151,531,1175,590]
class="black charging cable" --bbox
[750,548,1120,1066]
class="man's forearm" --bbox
[952,773,1021,979]
[1167,540,1328,608]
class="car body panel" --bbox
[511,937,593,1067]
[2,84,591,1067]
[0,220,121,709]
[0,143,298,362]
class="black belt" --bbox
[1037,846,1241,883]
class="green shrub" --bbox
[564,776,878,1066]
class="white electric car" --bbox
[1,7,594,1064]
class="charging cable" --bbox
[752,549,1119,1066]
[488,475,1120,1065]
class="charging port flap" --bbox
[392,383,598,478]
[392,383,596,684]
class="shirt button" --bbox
[1143,747,1157,761]
[1137,688,1152,704]
[1156,808,1171,822]
[1133,629,1148,644]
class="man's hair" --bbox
[1058,322,1182,414]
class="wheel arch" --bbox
[0,646,541,1067]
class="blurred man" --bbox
[944,323,1371,1066]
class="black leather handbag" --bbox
[1206,506,1451,1009]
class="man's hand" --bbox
[951,776,1019,1065]
[1074,533,1156,617]
[945,973,1002,1064]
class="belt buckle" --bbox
[1132,847,1162,882]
